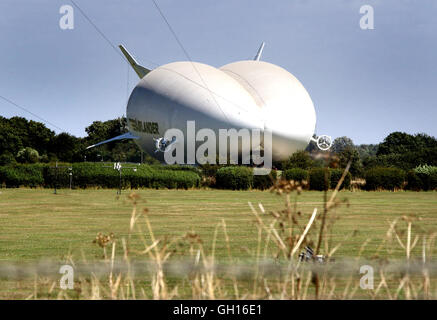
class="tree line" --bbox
[1,115,437,175]
[0,116,156,165]
[283,132,437,178]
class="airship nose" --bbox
[220,60,316,161]
[263,101,315,160]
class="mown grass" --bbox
[0,188,436,299]
[1,189,436,261]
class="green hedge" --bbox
[3,163,426,192]
[417,172,437,191]
[330,169,351,190]
[127,165,200,189]
[309,168,331,191]
[71,163,123,188]
[406,170,423,191]
[283,168,309,182]
[364,167,406,191]
[150,164,201,174]
[199,164,223,178]
[363,147,437,171]
[71,163,200,189]
[283,168,351,190]
[43,163,73,188]
[204,166,279,190]
[0,164,44,188]
[0,163,280,191]
[0,163,200,189]
[407,170,437,191]
[253,170,277,190]
[412,165,437,191]
[215,166,253,190]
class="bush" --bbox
[363,147,437,171]
[283,151,313,170]
[71,163,200,189]
[411,167,436,191]
[42,163,73,188]
[150,164,201,174]
[309,168,331,191]
[0,163,201,189]
[0,152,16,166]
[253,170,277,190]
[71,163,119,188]
[406,170,423,191]
[283,168,309,183]
[215,166,253,190]
[412,165,437,191]
[338,148,363,177]
[414,165,437,175]
[16,147,39,164]
[199,164,223,178]
[419,172,437,191]
[364,167,406,191]
[0,164,44,187]
[330,169,351,190]
[128,165,200,189]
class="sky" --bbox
[0,0,436,145]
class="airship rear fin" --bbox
[86,132,139,150]
[119,45,151,78]
[254,42,265,61]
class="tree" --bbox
[85,118,126,147]
[84,117,143,162]
[332,136,354,154]
[0,116,55,159]
[305,134,318,154]
[338,147,363,177]
[414,133,437,150]
[16,147,39,164]
[356,144,378,160]
[377,132,416,155]
[283,150,313,170]
[26,120,55,156]
[0,115,148,164]
[376,132,437,156]
[0,116,23,156]
[0,152,16,166]
[50,132,84,162]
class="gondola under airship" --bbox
[87,43,331,163]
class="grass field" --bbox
[0,188,436,299]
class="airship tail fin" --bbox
[119,45,151,78]
[254,42,265,61]
[86,132,139,150]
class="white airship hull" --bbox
[126,60,316,162]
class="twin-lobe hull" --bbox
[127,60,316,162]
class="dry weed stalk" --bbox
[19,162,436,300]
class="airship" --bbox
[87,43,331,163]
